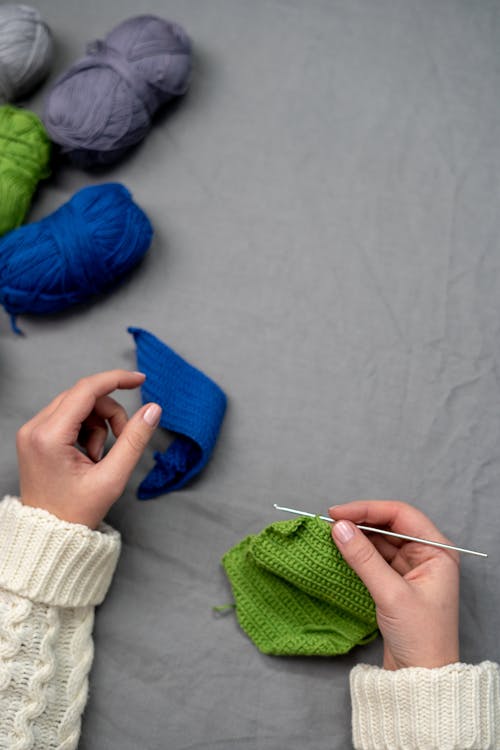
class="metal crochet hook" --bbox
[273,504,488,558]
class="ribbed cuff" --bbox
[350,661,500,750]
[0,495,121,607]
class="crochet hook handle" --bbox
[273,504,488,558]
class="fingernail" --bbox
[97,445,104,461]
[143,403,162,427]
[333,520,355,544]
[133,371,146,378]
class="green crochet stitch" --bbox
[221,516,378,656]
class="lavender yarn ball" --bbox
[0,183,153,334]
[43,15,192,167]
[0,4,54,102]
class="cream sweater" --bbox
[0,496,120,749]
[350,661,500,749]
[0,495,498,750]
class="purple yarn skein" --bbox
[43,15,192,166]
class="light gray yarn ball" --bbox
[0,4,53,101]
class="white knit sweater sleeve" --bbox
[0,495,121,750]
[350,661,500,750]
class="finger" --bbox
[331,520,407,609]
[95,402,162,495]
[77,397,130,462]
[50,370,145,440]
[77,396,129,456]
[78,415,109,462]
[369,534,401,563]
[369,535,414,576]
[329,500,451,545]
[92,395,129,437]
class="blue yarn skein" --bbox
[0,183,153,333]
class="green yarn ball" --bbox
[0,105,51,237]
[222,516,378,656]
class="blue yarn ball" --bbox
[0,183,153,333]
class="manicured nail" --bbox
[333,520,355,544]
[143,403,162,427]
[96,445,104,462]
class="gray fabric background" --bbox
[1,0,500,747]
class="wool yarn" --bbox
[129,327,227,499]
[43,15,192,167]
[0,183,153,333]
[0,105,51,237]
[222,516,378,656]
[0,5,54,102]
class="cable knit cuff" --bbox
[0,495,121,608]
[350,661,500,750]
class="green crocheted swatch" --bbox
[221,516,378,656]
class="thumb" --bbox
[332,520,406,609]
[99,402,162,491]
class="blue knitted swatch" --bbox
[128,327,227,499]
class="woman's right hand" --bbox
[329,500,460,670]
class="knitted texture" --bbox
[0,495,121,749]
[0,105,51,237]
[128,327,227,499]
[350,661,500,750]
[0,496,120,607]
[222,516,378,656]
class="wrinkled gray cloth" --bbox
[2,0,499,747]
